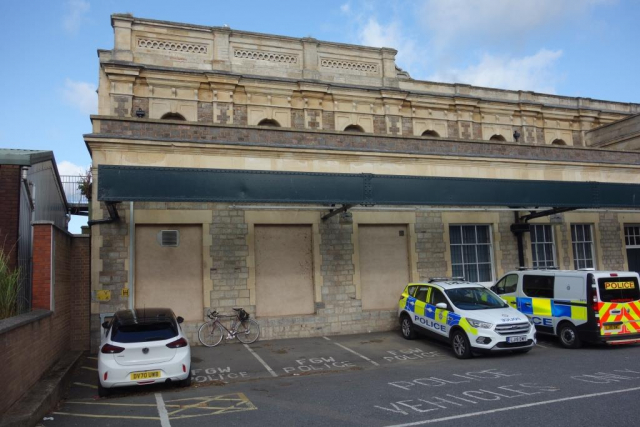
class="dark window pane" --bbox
[112,322,178,343]
[476,226,490,243]
[477,245,491,263]
[450,226,462,244]
[523,275,554,298]
[451,246,462,264]
[463,226,476,244]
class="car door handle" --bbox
[524,303,532,307]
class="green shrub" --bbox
[0,249,21,320]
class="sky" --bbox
[1,0,639,231]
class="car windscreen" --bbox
[598,277,640,303]
[445,287,508,310]
[111,321,178,343]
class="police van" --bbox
[492,269,640,348]
[398,279,536,359]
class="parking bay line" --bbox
[323,336,380,366]
[155,393,172,427]
[73,382,98,389]
[244,344,278,377]
[384,385,640,427]
[81,366,98,372]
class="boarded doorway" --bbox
[255,225,314,317]
[135,225,203,321]
[359,225,410,310]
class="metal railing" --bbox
[60,175,89,205]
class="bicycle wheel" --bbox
[235,319,260,344]
[198,322,224,347]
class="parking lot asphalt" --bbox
[41,331,640,426]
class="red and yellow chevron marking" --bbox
[599,301,640,336]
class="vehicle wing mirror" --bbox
[176,316,184,324]
[436,302,447,309]
[101,321,110,330]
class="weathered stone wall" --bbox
[598,212,625,270]
[96,118,640,166]
[415,212,447,281]
[498,211,520,273]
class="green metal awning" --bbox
[97,165,640,208]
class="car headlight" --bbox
[467,318,493,329]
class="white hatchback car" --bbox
[98,308,191,397]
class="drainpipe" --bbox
[128,201,135,309]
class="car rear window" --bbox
[598,277,640,303]
[111,321,178,343]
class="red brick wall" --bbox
[0,164,20,270]
[71,236,91,352]
[0,224,91,413]
[32,225,52,310]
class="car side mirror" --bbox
[436,302,447,309]
[102,321,110,329]
[177,316,184,324]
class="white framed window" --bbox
[530,224,556,268]
[571,224,595,269]
[625,225,640,248]
[449,225,494,285]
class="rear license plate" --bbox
[131,370,161,380]
[507,336,527,343]
[604,324,620,330]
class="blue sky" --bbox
[1,0,639,230]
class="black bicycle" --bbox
[198,307,260,347]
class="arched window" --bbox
[489,134,506,142]
[160,112,186,121]
[551,139,567,146]
[257,119,280,127]
[344,124,365,133]
[421,130,440,137]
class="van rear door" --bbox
[597,275,640,336]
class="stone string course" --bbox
[96,118,640,165]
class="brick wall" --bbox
[0,224,91,414]
[0,165,20,270]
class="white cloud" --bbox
[62,79,97,114]
[63,0,90,34]
[340,2,351,14]
[57,160,89,177]
[357,18,421,74]
[419,0,609,51]
[429,49,564,93]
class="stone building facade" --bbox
[86,14,640,347]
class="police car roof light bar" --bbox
[428,277,466,283]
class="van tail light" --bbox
[610,273,618,277]
[166,338,188,348]
[182,364,187,373]
[104,372,108,381]
[101,344,125,354]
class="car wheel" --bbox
[400,315,417,340]
[98,381,110,398]
[179,369,192,388]
[451,330,472,359]
[558,322,582,349]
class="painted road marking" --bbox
[155,393,171,427]
[244,344,278,377]
[384,385,640,426]
[536,343,548,349]
[323,336,380,366]
[73,382,98,389]
[87,356,98,360]
[55,393,256,420]
[81,366,98,372]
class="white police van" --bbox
[398,278,537,359]
[492,268,640,348]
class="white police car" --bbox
[98,308,191,397]
[398,279,536,359]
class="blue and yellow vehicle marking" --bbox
[508,296,588,327]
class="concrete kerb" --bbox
[0,352,83,427]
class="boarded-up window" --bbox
[359,225,410,310]
[135,225,203,321]
[255,225,314,317]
